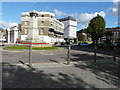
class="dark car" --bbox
[79,42,89,46]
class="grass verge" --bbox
[5,45,58,50]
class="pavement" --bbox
[2,60,119,88]
[1,45,120,88]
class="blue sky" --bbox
[1,2,118,30]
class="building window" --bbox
[51,23,53,26]
[40,28,44,34]
[56,26,57,30]
[41,21,44,25]
[25,21,28,25]
[25,29,28,34]
[42,15,44,17]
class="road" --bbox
[2,45,119,64]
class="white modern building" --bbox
[58,16,77,40]
[21,10,64,44]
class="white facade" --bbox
[59,16,77,39]
[6,25,20,44]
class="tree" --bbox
[87,14,106,44]
[87,14,106,62]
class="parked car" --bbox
[98,43,105,48]
[113,43,120,47]
[61,42,71,45]
[79,42,89,46]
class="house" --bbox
[58,16,77,42]
[6,25,20,44]
[21,10,64,44]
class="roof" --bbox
[22,10,55,16]
[58,16,77,22]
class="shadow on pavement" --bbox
[71,45,120,57]
[2,62,97,89]
[73,61,120,88]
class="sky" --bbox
[0,1,119,31]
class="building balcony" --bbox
[49,28,64,35]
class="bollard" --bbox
[67,44,71,65]
[94,40,97,62]
[113,45,116,61]
[29,44,32,68]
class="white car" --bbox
[0,40,5,46]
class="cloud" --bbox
[54,9,67,17]
[0,21,18,28]
[114,21,118,25]
[109,0,120,16]
[78,11,106,24]
[53,9,106,29]
[76,11,106,29]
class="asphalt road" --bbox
[1,45,120,64]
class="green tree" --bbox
[87,14,106,62]
[87,14,106,44]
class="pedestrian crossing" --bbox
[13,62,75,69]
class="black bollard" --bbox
[67,44,71,65]
[29,44,32,68]
[113,44,116,61]
[94,40,97,62]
